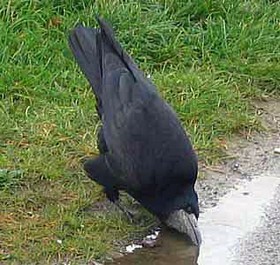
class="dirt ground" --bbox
[197,98,280,211]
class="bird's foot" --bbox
[114,201,135,223]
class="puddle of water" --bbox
[106,228,199,265]
[198,176,280,265]
[105,176,280,265]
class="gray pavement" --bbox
[235,185,280,265]
[198,99,280,265]
[198,176,280,265]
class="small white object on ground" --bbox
[125,230,160,253]
[274,148,280,154]
[145,230,160,240]
[125,243,142,253]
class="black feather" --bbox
[68,17,199,219]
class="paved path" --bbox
[198,175,280,265]
[235,184,280,265]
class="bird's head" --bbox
[161,187,201,246]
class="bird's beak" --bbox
[165,210,202,247]
[185,213,202,246]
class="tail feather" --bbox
[68,17,139,116]
[69,25,105,116]
[68,25,102,95]
[96,17,137,80]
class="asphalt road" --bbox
[235,185,280,265]
[198,175,280,265]
[198,100,280,265]
[198,132,280,265]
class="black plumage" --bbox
[68,18,199,222]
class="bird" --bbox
[68,17,201,246]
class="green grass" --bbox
[0,0,279,263]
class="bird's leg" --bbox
[105,188,135,222]
[114,200,134,223]
[83,155,135,222]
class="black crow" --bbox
[68,17,201,246]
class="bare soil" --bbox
[197,98,280,211]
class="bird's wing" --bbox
[69,18,197,197]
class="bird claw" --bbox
[114,201,135,223]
